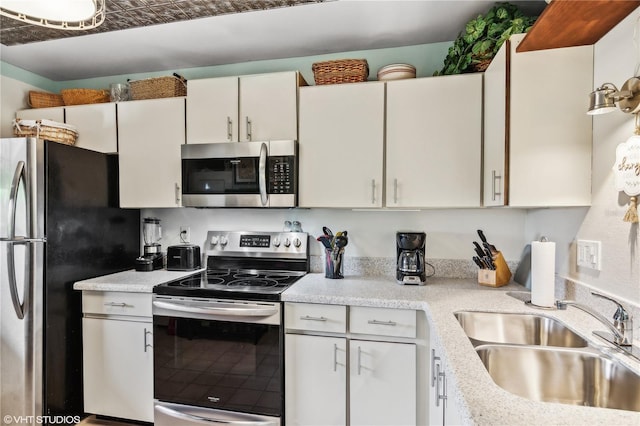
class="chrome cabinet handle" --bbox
[393,178,398,204]
[227,116,233,141]
[435,362,442,407]
[104,302,128,307]
[300,315,327,322]
[144,327,152,353]
[246,116,252,141]
[438,367,448,407]
[258,142,268,206]
[371,179,376,204]
[175,182,181,205]
[333,343,345,372]
[492,170,502,201]
[431,349,440,387]
[357,346,362,375]
[367,319,397,326]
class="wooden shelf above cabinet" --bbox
[517,0,640,52]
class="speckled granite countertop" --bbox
[282,274,640,425]
[73,268,204,292]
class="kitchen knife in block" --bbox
[477,251,512,287]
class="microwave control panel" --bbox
[268,156,295,194]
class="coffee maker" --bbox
[396,232,426,285]
[135,217,164,271]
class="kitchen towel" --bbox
[530,239,556,308]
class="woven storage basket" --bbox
[13,119,78,145]
[61,88,110,106]
[128,73,187,100]
[28,91,65,108]
[312,59,369,85]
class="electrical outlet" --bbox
[180,226,191,243]
[576,240,601,271]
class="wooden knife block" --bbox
[478,251,511,287]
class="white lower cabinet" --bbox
[429,343,462,426]
[350,339,416,426]
[81,291,153,423]
[285,303,422,426]
[285,334,347,426]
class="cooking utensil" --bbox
[316,235,332,249]
[473,242,485,258]
[477,229,497,251]
[323,226,334,238]
[472,256,485,269]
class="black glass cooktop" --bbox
[153,269,305,301]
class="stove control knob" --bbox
[293,238,302,248]
[219,236,228,247]
[210,235,219,246]
[273,237,281,247]
[284,238,291,248]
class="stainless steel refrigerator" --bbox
[0,137,140,422]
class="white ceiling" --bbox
[0,0,547,81]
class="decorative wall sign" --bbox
[613,133,640,222]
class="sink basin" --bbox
[476,344,640,412]
[454,311,589,348]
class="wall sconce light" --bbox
[588,77,640,115]
[0,0,105,30]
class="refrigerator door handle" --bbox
[7,160,27,319]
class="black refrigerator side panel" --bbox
[44,142,140,417]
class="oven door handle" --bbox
[153,300,278,318]
[155,404,278,425]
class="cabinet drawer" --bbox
[82,291,152,317]
[285,303,347,333]
[350,306,416,338]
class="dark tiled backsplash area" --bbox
[1,0,326,46]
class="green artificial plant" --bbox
[434,2,538,76]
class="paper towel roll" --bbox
[531,240,556,307]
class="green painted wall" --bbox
[1,41,452,91]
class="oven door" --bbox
[153,296,283,420]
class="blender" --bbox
[135,217,164,271]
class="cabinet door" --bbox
[298,82,384,208]
[239,72,299,142]
[508,35,593,207]
[483,42,508,207]
[65,103,117,153]
[285,334,346,426]
[16,107,64,122]
[186,77,239,143]
[350,340,416,426]
[117,97,185,207]
[386,74,482,207]
[83,317,153,422]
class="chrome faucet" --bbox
[556,292,633,347]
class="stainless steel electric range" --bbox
[152,231,308,426]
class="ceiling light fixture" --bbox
[587,78,640,115]
[0,0,105,30]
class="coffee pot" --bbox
[396,232,426,285]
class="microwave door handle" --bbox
[259,142,268,206]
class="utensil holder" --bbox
[325,248,344,279]
[478,251,511,287]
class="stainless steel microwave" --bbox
[181,140,297,208]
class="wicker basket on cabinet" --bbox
[311,59,369,85]
[128,73,187,100]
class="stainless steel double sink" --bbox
[454,311,640,412]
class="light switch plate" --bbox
[576,240,601,271]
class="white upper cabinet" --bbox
[118,97,185,208]
[16,106,65,122]
[186,76,239,143]
[239,71,302,142]
[386,74,482,208]
[65,103,118,153]
[298,82,385,208]
[186,71,303,144]
[483,33,593,207]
